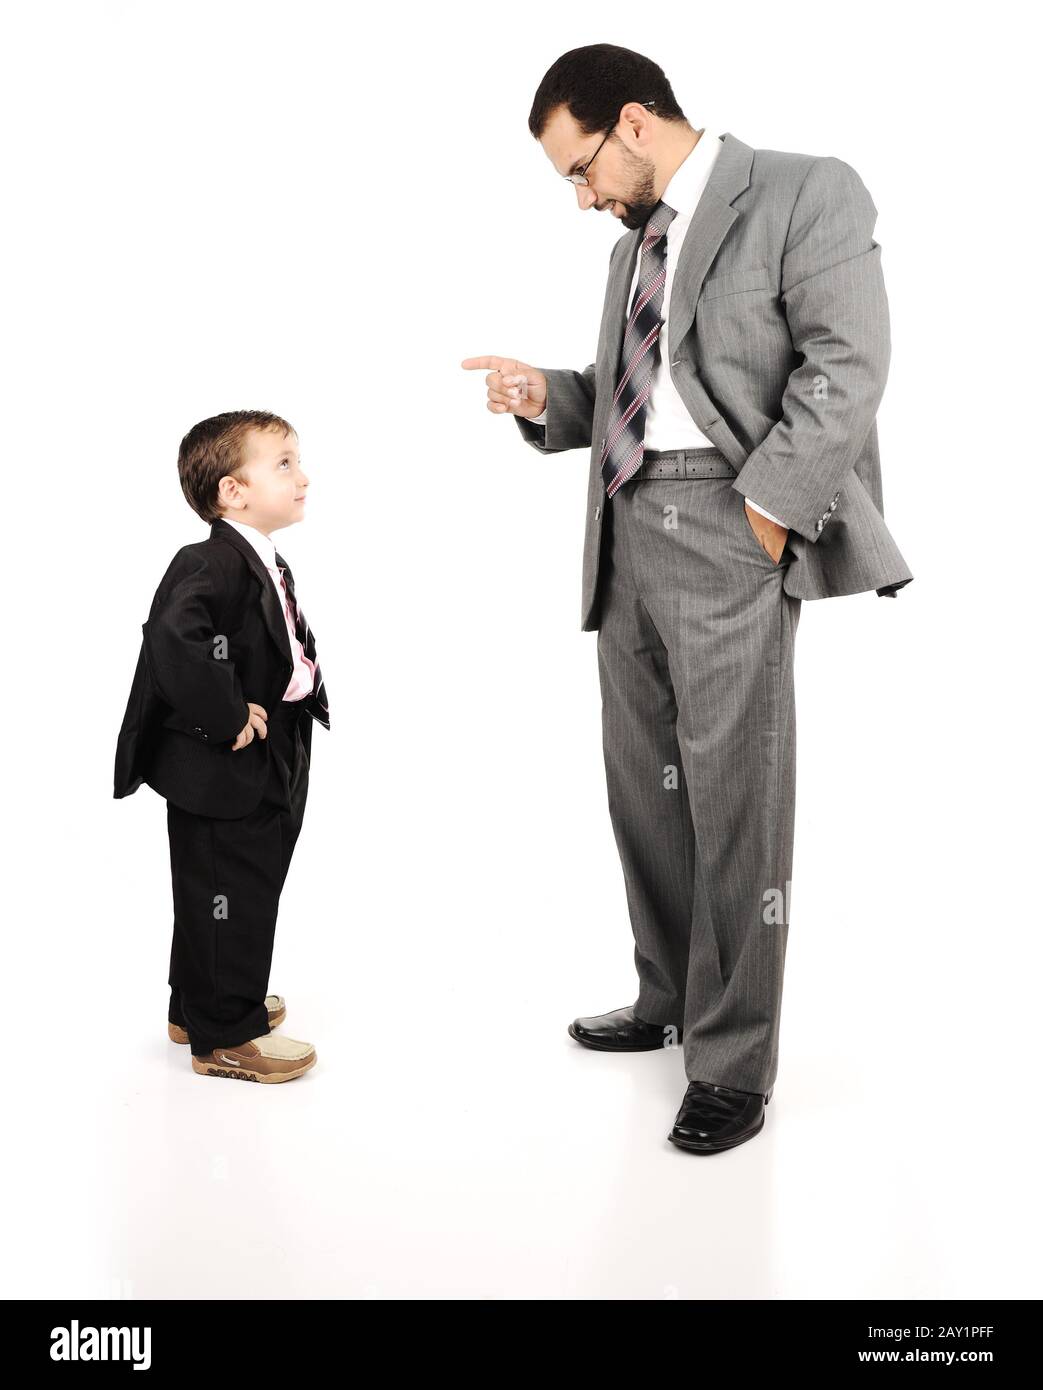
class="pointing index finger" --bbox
[461,356,507,371]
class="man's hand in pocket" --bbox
[744,503,789,564]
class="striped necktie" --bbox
[274,552,330,730]
[600,199,678,498]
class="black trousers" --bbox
[166,701,310,1055]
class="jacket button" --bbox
[815,518,825,532]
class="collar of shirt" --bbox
[659,128,723,225]
[222,516,280,572]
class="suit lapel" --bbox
[210,518,293,667]
[666,131,754,354]
[594,229,641,445]
[598,229,640,384]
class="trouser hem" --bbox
[190,1014,272,1057]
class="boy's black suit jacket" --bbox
[114,518,326,819]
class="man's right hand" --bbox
[231,703,268,751]
[460,356,547,420]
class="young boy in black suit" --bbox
[115,410,329,1083]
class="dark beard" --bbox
[618,152,660,230]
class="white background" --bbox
[1,0,1039,1300]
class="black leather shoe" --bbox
[667,1080,774,1154]
[567,1004,681,1052]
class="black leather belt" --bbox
[632,446,737,480]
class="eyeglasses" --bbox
[564,101,657,185]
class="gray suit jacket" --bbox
[515,131,913,631]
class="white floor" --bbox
[7,908,1039,1300]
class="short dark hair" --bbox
[528,44,686,141]
[177,410,296,524]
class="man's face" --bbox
[541,104,660,230]
[225,427,309,534]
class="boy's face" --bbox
[218,427,309,534]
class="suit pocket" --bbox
[700,266,772,301]
[696,266,782,378]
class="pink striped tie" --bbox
[600,200,677,497]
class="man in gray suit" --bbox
[462,44,911,1153]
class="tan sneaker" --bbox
[191,1033,317,1083]
[168,994,286,1045]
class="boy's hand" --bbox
[231,704,268,751]
[460,356,547,419]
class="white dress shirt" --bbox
[530,128,784,526]
[221,517,316,701]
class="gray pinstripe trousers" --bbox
[596,451,802,1093]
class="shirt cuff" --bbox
[744,497,786,527]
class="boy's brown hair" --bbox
[177,410,296,524]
